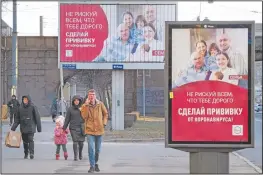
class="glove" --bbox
[104,124,106,128]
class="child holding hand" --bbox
[54,116,69,160]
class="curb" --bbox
[232,152,262,173]
[104,138,165,142]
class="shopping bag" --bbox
[1,104,8,120]
[5,131,22,148]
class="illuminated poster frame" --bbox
[164,21,255,149]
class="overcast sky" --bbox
[1,1,262,36]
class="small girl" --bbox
[213,71,224,81]
[134,15,147,44]
[54,116,69,160]
[207,43,220,70]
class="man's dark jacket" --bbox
[7,95,20,113]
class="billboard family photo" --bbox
[60,4,176,63]
[172,28,248,89]
[170,26,251,143]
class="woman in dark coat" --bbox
[63,95,85,161]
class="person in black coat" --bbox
[50,97,58,122]
[11,95,42,159]
[7,95,20,126]
[63,95,85,161]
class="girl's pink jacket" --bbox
[54,126,69,145]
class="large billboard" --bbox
[59,3,176,69]
[165,21,255,148]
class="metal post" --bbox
[0,0,3,120]
[190,151,229,173]
[3,35,7,103]
[71,83,76,96]
[60,64,64,114]
[39,16,43,36]
[11,0,18,96]
[142,69,145,117]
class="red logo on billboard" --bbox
[229,75,248,80]
[152,50,165,56]
[60,4,108,62]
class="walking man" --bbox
[7,95,20,126]
[58,97,68,116]
[11,95,42,159]
[81,89,108,173]
[51,97,58,122]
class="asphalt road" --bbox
[1,142,260,173]
[237,112,262,169]
[1,113,262,172]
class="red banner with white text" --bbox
[171,81,248,142]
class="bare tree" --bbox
[69,70,112,97]
[56,69,112,111]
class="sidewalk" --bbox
[1,117,52,123]
[2,142,261,173]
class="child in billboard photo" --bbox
[93,4,171,63]
[207,42,220,70]
[172,28,248,89]
[213,71,224,81]
[134,15,147,44]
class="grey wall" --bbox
[4,37,75,116]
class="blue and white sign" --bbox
[62,64,76,69]
[112,64,124,70]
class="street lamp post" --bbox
[0,0,3,120]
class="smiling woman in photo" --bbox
[209,52,238,85]
[195,40,210,60]
[122,11,136,41]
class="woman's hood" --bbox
[21,95,32,106]
[71,95,82,107]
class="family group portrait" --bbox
[93,4,176,62]
[172,28,249,89]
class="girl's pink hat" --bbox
[55,115,65,126]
